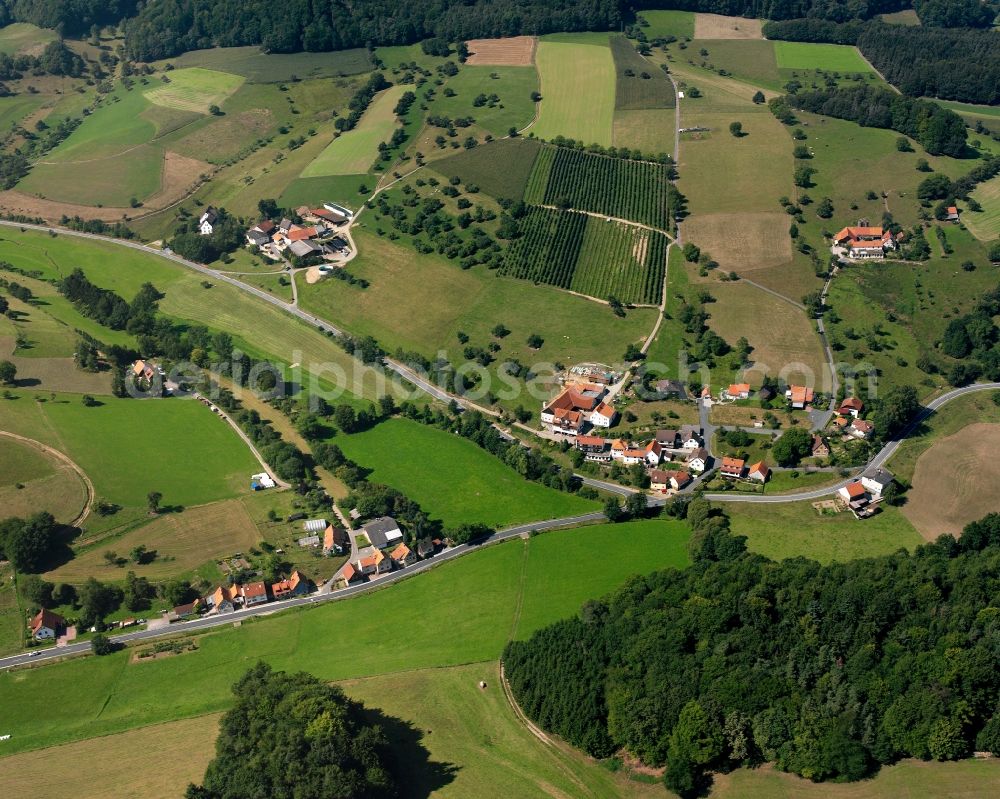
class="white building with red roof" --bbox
[833,225,896,259]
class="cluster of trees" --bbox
[938,285,1000,385]
[0,0,138,37]
[169,208,243,264]
[0,512,59,573]
[857,23,1000,106]
[788,85,967,157]
[913,0,996,28]
[505,503,1000,796]
[0,152,28,190]
[59,268,162,332]
[336,72,391,132]
[0,40,85,81]
[186,663,396,798]
[123,0,622,61]
[543,135,676,168]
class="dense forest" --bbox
[913,0,996,28]
[633,0,907,21]
[186,662,397,798]
[786,85,967,157]
[0,1,138,36]
[504,503,1000,796]
[122,0,622,61]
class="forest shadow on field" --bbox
[365,707,459,797]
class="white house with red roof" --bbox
[241,581,269,607]
[541,384,607,436]
[747,461,770,483]
[839,397,864,418]
[31,609,65,640]
[590,401,618,428]
[833,225,896,259]
[786,385,815,409]
[723,383,751,400]
[720,457,746,479]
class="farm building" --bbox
[540,384,608,436]
[833,225,896,259]
[250,472,276,490]
[945,206,960,222]
[362,517,404,549]
[298,535,321,548]
[323,202,354,220]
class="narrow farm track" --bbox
[0,430,94,528]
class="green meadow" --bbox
[0,22,55,55]
[335,418,599,528]
[0,391,257,509]
[144,67,244,114]
[163,46,372,82]
[639,9,695,39]
[774,41,874,74]
[532,38,615,146]
[0,519,691,756]
[301,84,406,177]
[433,65,538,136]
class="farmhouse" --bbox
[833,226,896,259]
[31,609,65,640]
[198,207,218,235]
[540,384,607,436]
[289,239,323,258]
[132,359,159,381]
[611,439,662,466]
[208,585,239,613]
[839,397,864,418]
[786,385,815,409]
[720,457,746,479]
[747,461,770,483]
[391,542,417,568]
[272,570,310,599]
[945,206,960,222]
[362,516,404,549]
[724,383,751,400]
[838,481,870,511]
[862,467,894,498]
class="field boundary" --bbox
[0,430,94,528]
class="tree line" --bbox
[504,502,1000,795]
[0,0,138,37]
[785,85,967,157]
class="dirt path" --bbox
[0,430,94,528]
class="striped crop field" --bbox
[527,146,675,230]
[501,207,666,305]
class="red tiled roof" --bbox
[727,383,750,395]
[242,581,266,599]
[844,482,867,498]
[840,397,864,412]
[342,563,357,582]
[789,386,814,405]
[592,402,616,419]
[649,469,670,484]
[391,543,411,560]
[31,608,65,634]
[721,456,745,472]
[748,461,770,479]
[287,226,318,241]
[576,435,606,447]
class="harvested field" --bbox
[465,36,536,66]
[533,39,615,146]
[613,109,676,154]
[145,68,245,114]
[46,498,264,582]
[903,423,1000,540]
[683,212,792,273]
[694,13,763,39]
[0,436,89,524]
[0,714,221,799]
[966,174,1000,241]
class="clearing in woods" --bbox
[694,13,763,39]
[300,84,406,177]
[966,174,1000,240]
[774,41,875,74]
[532,38,615,146]
[639,9,695,40]
[464,36,536,66]
[144,67,245,114]
[902,424,1000,540]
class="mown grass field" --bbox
[966,173,1000,240]
[0,392,257,510]
[145,67,244,114]
[0,228,367,401]
[335,418,598,528]
[532,38,615,146]
[727,501,923,564]
[432,137,541,201]
[692,39,781,91]
[0,519,692,757]
[0,436,88,524]
[299,228,656,393]
[612,107,676,154]
[0,22,56,55]
[694,13,763,39]
[301,84,406,177]
[163,46,372,82]
[774,42,874,74]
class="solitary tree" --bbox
[752,90,765,104]
[91,633,116,655]
[146,491,162,514]
[729,121,743,137]
[603,497,625,523]
[0,360,16,385]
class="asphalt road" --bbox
[0,511,605,672]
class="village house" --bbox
[241,582,269,607]
[655,429,679,448]
[669,470,692,491]
[323,523,349,556]
[357,547,391,576]
[833,226,896,259]
[786,385,815,409]
[812,435,830,458]
[848,418,874,440]
[720,457,746,479]
[649,469,671,493]
[417,538,437,559]
[687,447,709,473]
[131,359,158,381]
[839,397,864,418]
[341,562,359,584]
[31,609,65,640]
[590,401,618,429]
[653,379,687,400]
[390,542,418,568]
[575,435,611,462]
[678,426,703,449]
[747,461,770,483]
[208,585,240,613]
[862,467,894,498]
[724,383,751,400]
[198,207,218,235]
[839,481,870,511]
[272,570,310,600]
[362,517,404,549]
